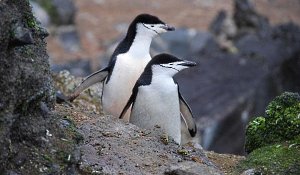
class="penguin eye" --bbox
[151,25,154,27]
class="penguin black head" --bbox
[126,14,175,39]
[147,53,196,76]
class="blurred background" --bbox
[30,0,300,155]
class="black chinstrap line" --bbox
[142,23,159,34]
[159,64,180,72]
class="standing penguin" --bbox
[68,14,175,120]
[119,53,197,145]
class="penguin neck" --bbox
[126,32,154,58]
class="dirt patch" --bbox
[206,151,245,174]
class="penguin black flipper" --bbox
[119,84,139,119]
[177,86,197,137]
[68,67,109,101]
[119,95,133,119]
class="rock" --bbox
[47,25,81,62]
[175,19,300,154]
[51,58,91,77]
[56,25,81,53]
[209,10,237,52]
[210,10,237,40]
[52,0,76,25]
[10,21,34,46]
[233,0,270,32]
[71,110,220,174]
[240,169,260,175]
[52,70,103,114]
[6,171,21,175]
[33,0,76,25]
[0,1,80,174]
[55,90,69,104]
[165,161,222,175]
[245,92,300,153]
[30,1,50,27]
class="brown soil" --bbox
[206,151,246,174]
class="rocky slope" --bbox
[54,71,244,175]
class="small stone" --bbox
[10,21,34,46]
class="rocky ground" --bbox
[53,71,244,175]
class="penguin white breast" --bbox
[102,53,151,118]
[130,76,182,144]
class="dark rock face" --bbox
[233,0,269,32]
[176,20,300,154]
[0,1,79,174]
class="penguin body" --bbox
[68,14,174,120]
[119,53,197,145]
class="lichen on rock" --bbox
[236,92,300,175]
[245,92,300,153]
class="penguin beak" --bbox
[179,61,197,67]
[161,24,175,31]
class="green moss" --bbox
[24,6,39,30]
[245,92,300,153]
[236,141,300,175]
[245,117,266,153]
[177,149,189,156]
[26,16,38,29]
[42,154,53,162]
[56,150,71,163]
[63,116,84,144]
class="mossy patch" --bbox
[62,116,84,144]
[245,92,300,153]
[235,140,300,175]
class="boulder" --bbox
[30,1,50,27]
[175,4,300,154]
[245,92,300,153]
[0,1,79,174]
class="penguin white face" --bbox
[149,54,197,77]
[141,23,175,34]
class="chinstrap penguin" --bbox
[119,53,197,145]
[68,14,175,121]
